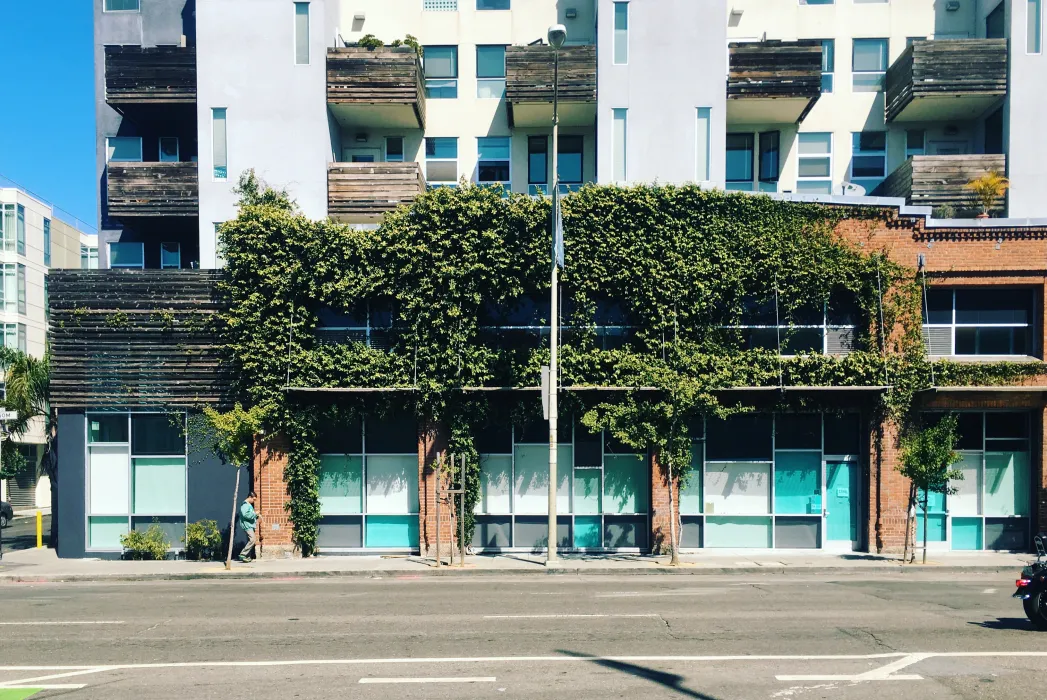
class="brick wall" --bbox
[253,434,295,558]
[418,422,461,558]
[650,453,678,554]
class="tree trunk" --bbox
[225,466,241,570]
[667,460,679,566]
[921,494,929,565]
[902,483,916,565]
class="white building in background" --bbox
[0,187,91,510]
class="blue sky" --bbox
[0,0,96,228]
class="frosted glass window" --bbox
[574,469,602,515]
[705,516,772,548]
[365,455,418,514]
[612,109,627,182]
[477,455,512,514]
[852,39,887,92]
[679,446,703,515]
[984,452,1029,517]
[319,455,363,514]
[132,457,186,515]
[950,453,982,516]
[476,45,506,98]
[613,2,629,64]
[513,444,571,514]
[89,516,129,548]
[695,108,711,181]
[212,108,228,180]
[774,451,821,515]
[1030,0,1043,53]
[105,0,140,10]
[704,462,771,515]
[294,3,310,65]
[90,446,129,515]
[604,454,647,514]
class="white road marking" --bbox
[0,621,125,626]
[483,614,660,619]
[595,589,720,598]
[983,588,997,594]
[0,666,116,688]
[359,677,496,684]
[777,653,931,682]
[0,686,87,690]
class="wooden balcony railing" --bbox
[505,45,596,127]
[872,154,1007,214]
[106,162,199,218]
[727,40,822,124]
[328,162,426,222]
[327,46,426,130]
[104,46,197,105]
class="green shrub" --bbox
[120,524,170,560]
[182,519,223,561]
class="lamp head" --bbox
[547,24,567,49]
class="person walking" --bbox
[238,491,260,562]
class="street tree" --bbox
[899,414,963,564]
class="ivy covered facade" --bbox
[50,184,1047,557]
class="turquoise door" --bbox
[826,461,858,542]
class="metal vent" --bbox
[826,327,857,356]
[922,326,952,356]
[422,0,457,10]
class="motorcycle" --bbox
[1014,533,1047,629]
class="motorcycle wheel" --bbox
[1024,591,1047,630]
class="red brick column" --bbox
[418,422,457,557]
[870,419,910,554]
[650,453,678,555]
[253,433,296,558]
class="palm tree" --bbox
[0,348,56,545]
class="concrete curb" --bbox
[0,563,1021,583]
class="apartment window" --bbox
[558,135,584,192]
[695,108,711,181]
[0,205,13,252]
[797,133,833,194]
[903,129,925,158]
[215,223,226,268]
[316,303,394,349]
[726,133,755,191]
[1,264,15,312]
[109,242,145,269]
[16,205,24,256]
[2,324,25,352]
[528,136,548,195]
[81,245,99,270]
[424,46,458,99]
[612,109,628,182]
[212,108,228,180]
[613,2,629,64]
[923,288,1034,357]
[385,137,404,162]
[986,2,1006,39]
[852,39,888,91]
[850,132,886,191]
[43,219,51,267]
[104,0,140,11]
[477,0,510,9]
[477,137,511,192]
[160,243,181,270]
[758,131,780,192]
[854,0,888,3]
[425,137,458,187]
[477,46,506,98]
[423,0,458,9]
[800,0,834,5]
[16,264,25,315]
[106,137,142,162]
[821,40,835,92]
[159,137,179,163]
[1030,0,1043,53]
[294,3,310,65]
[732,297,858,356]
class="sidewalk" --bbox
[0,547,1033,583]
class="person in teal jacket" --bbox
[238,491,260,562]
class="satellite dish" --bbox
[840,181,866,196]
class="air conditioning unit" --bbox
[840,181,867,196]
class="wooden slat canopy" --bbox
[872,154,1007,213]
[327,46,426,129]
[49,270,231,409]
[328,162,426,222]
[107,162,199,218]
[727,40,822,99]
[505,44,597,104]
[104,45,197,105]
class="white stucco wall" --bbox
[196,0,333,268]
[1006,0,1047,217]
[596,0,728,187]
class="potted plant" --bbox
[965,170,1009,219]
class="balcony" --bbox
[505,45,596,128]
[104,46,196,107]
[327,162,426,223]
[885,39,1007,123]
[871,154,1006,214]
[727,40,822,125]
[106,162,199,218]
[327,46,426,130]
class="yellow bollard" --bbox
[36,510,42,548]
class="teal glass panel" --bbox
[89,516,129,549]
[132,457,186,515]
[705,516,772,548]
[574,468,601,515]
[679,445,703,515]
[915,513,947,542]
[365,515,419,548]
[774,451,821,514]
[603,454,647,514]
[985,452,1030,517]
[918,488,946,514]
[318,455,363,514]
[574,515,602,548]
[952,517,983,550]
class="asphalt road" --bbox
[0,515,49,553]
[0,571,1045,699]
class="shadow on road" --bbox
[969,618,1036,632]
[558,650,722,699]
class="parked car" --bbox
[0,501,12,528]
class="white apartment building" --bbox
[0,187,87,510]
[96,0,1047,270]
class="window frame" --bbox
[726,132,755,191]
[160,242,181,270]
[727,301,858,357]
[16,263,26,315]
[81,245,99,270]
[695,108,712,181]
[922,288,1036,358]
[820,39,835,93]
[385,136,405,163]
[106,136,143,163]
[758,131,781,192]
[423,46,459,99]
[476,45,507,99]
[476,0,510,8]
[212,108,228,181]
[0,264,15,313]
[103,0,140,12]
[108,242,146,270]
[43,218,51,266]
[527,136,549,195]
[1030,0,1043,54]
[849,131,887,192]
[613,2,629,65]
[16,205,25,256]
[851,38,888,92]
[476,136,512,193]
[424,137,459,187]
[797,132,834,194]
[557,135,585,192]
[158,137,180,163]
[905,129,926,158]
[612,108,628,182]
[294,2,311,65]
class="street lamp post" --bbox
[547,24,566,565]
